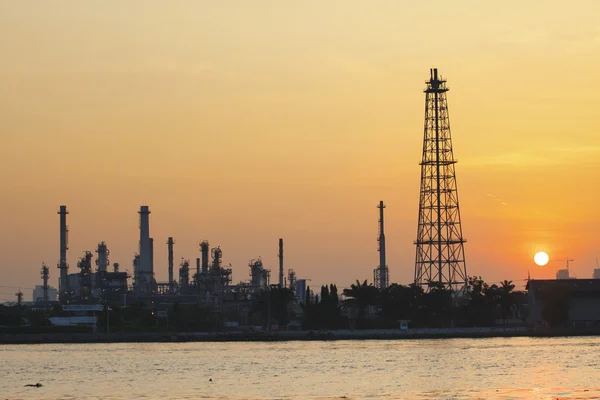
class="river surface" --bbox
[1,337,600,399]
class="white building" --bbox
[32,285,57,302]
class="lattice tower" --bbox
[414,68,468,293]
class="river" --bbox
[1,336,599,399]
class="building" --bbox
[295,279,308,304]
[32,285,57,302]
[528,279,600,328]
[556,269,570,279]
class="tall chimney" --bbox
[138,206,151,290]
[278,238,284,288]
[57,205,69,303]
[196,258,201,277]
[167,237,174,287]
[378,200,388,289]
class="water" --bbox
[1,337,600,399]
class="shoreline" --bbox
[2,327,600,344]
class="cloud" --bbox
[487,193,508,206]
[462,146,600,167]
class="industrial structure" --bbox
[373,201,389,289]
[57,205,69,302]
[37,203,307,328]
[40,263,50,304]
[414,68,468,293]
[528,279,600,327]
[278,238,284,288]
[135,206,155,293]
[556,259,575,279]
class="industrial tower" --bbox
[373,201,388,289]
[57,205,69,303]
[136,206,154,292]
[278,238,284,288]
[167,237,175,289]
[414,68,468,293]
[41,263,50,304]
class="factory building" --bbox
[32,285,57,303]
[528,279,600,328]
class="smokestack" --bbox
[200,241,209,273]
[196,258,200,277]
[113,262,119,273]
[278,238,284,288]
[138,206,151,290]
[57,205,69,303]
[167,237,174,287]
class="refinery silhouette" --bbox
[3,68,600,341]
[23,68,468,309]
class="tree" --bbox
[250,287,295,328]
[342,280,379,327]
[499,280,516,325]
[302,283,344,330]
[422,281,454,327]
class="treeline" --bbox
[0,276,529,333]
[300,277,527,330]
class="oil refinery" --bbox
[36,204,307,316]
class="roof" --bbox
[527,279,600,293]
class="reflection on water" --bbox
[1,337,599,399]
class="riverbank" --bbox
[2,326,600,344]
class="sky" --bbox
[1,1,600,301]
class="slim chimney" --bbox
[167,237,175,287]
[138,206,151,290]
[378,201,388,289]
[57,205,69,303]
[278,238,284,288]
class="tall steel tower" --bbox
[57,205,69,303]
[414,68,468,293]
[373,201,388,289]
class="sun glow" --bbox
[534,252,550,266]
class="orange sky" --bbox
[1,1,600,300]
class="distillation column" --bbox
[57,205,69,303]
[200,241,209,273]
[96,242,110,273]
[41,263,50,304]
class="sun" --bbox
[534,252,549,266]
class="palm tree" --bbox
[343,280,379,320]
[499,280,515,325]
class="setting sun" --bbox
[534,252,550,266]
